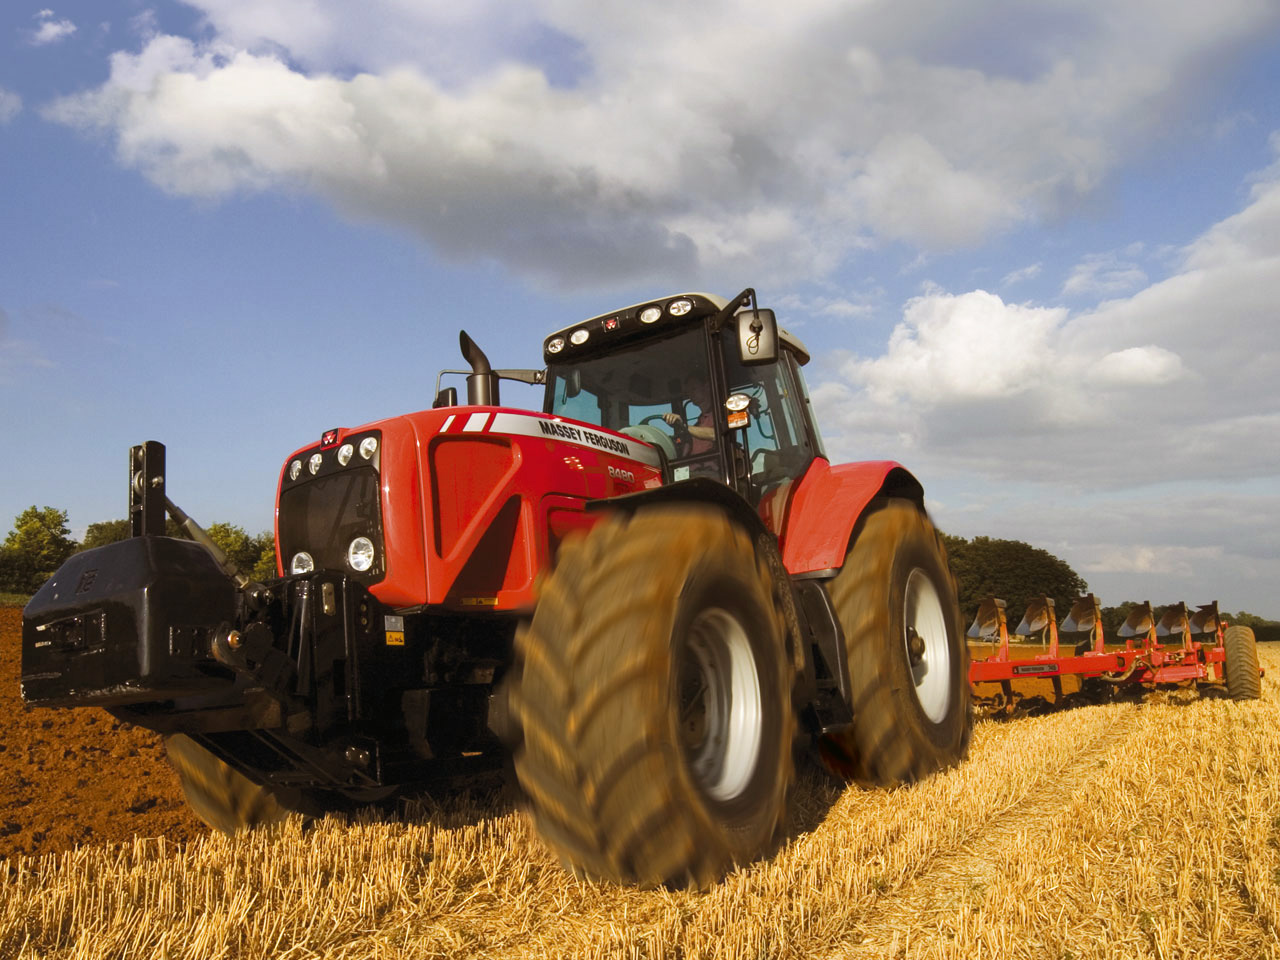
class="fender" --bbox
[781,459,924,576]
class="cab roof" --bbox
[543,291,810,365]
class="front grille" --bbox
[278,466,385,584]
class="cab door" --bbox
[718,336,821,533]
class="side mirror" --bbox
[433,386,457,408]
[737,309,778,366]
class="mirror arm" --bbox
[711,288,756,332]
[494,368,547,385]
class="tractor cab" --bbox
[540,291,825,526]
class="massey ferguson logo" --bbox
[608,466,635,484]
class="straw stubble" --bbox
[3,649,1277,959]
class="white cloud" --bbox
[29,9,76,46]
[813,141,1280,490]
[773,292,875,322]
[849,291,1068,404]
[1001,262,1042,287]
[1082,545,1223,578]
[1090,345,1184,385]
[1062,252,1149,298]
[0,88,21,124]
[42,0,1280,288]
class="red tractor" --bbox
[22,289,970,886]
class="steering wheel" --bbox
[639,412,690,443]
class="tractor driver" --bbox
[662,375,716,457]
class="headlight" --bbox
[668,298,693,316]
[337,443,354,466]
[291,551,315,574]
[570,328,590,345]
[639,306,662,324]
[289,460,302,481]
[347,536,375,572]
[359,437,378,460]
[308,453,323,475]
[547,336,565,354]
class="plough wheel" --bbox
[1223,625,1262,701]
[510,505,796,887]
[823,499,971,784]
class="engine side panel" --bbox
[410,407,663,611]
[274,407,663,613]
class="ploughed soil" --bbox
[0,607,207,860]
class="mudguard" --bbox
[780,459,924,575]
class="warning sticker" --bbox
[384,614,405,646]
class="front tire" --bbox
[163,734,306,834]
[510,505,796,887]
[822,499,971,784]
[1223,625,1262,701]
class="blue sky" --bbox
[1,1,1278,617]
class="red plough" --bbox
[968,595,1263,714]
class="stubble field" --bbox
[1,606,1278,959]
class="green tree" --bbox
[80,518,131,551]
[204,523,272,576]
[943,533,1088,630]
[1229,610,1280,629]
[251,540,279,582]
[0,506,79,594]
[79,517,193,551]
[78,517,278,581]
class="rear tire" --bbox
[822,499,971,784]
[1223,625,1262,701]
[163,734,305,834]
[510,505,796,887]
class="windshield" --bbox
[546,327,711,434]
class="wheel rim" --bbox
[903,568,952,723]
[677,607,763,802]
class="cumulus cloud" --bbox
[1090,345,1183,384]
[41,0,1280,288]
[0,88,21,124]
[813,142,1280,490]
[29,9,76,46]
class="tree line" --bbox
[0,505,277,595]
[940,532,1279,638]
[2,507,1277,639]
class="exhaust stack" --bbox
[460,330,499,406]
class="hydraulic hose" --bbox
[164,496,254,591]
